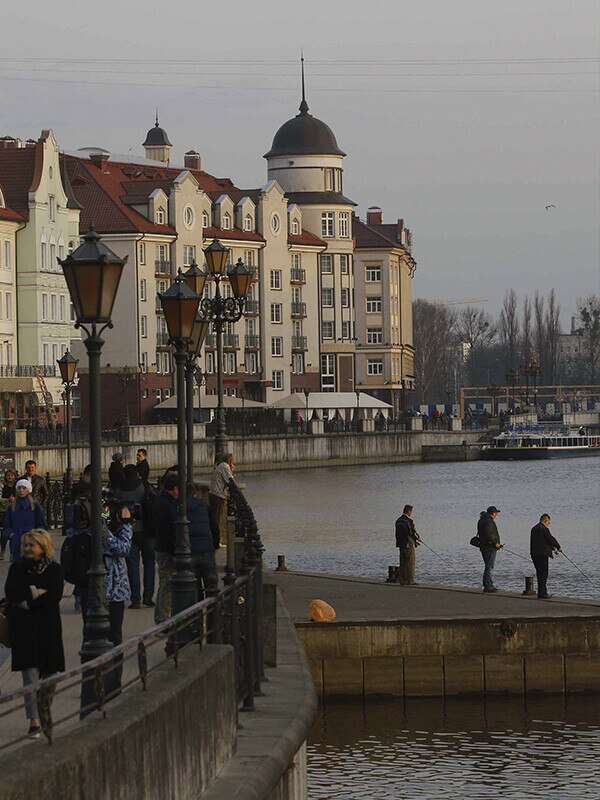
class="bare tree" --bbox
[577,294,600,381]
[544,288,562,383]
[521,296,533,364]
[533,291,547,371]
[499,289,520,373]
[457,306,497,385]
[412,300,456,403]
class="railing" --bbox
[154,260,171,275]
[0,482,263,750]
[291,335,307,350]
[223,334,239,349]
[244,334,260,349]
[205,334,216,349]
[290,267,306,284]
[0,430,15,447]
[26,427,124,447]
[291,301,306,318]
[244,300,259,315]
[156,331,170,347]
[155,296,163,311]
[0,365,58,378]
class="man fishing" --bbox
[530,513,561,599]
[395,504,421,585]
[477,506,502,593]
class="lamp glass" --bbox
[204,240,229,276]
[161,294,200,341]
[57,350,78,384]
[63,260,124,324]
[182,261,208,297]
[189,316,211,356]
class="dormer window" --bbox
[156,207,166,225]
[243,214,253,232]
[202,210,210,228]
[291,219,300,235]
[223,212,232,230]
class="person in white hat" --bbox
[2,479,47,562]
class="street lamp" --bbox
[59,227,126,668]
[355,383,362,431]
[303,388,310,434]
[527,359,541,412]
[201,240,254,460]
[505,369,520,413]
[56,349,78,494]
[184,314,210,483]
[159,272,201,616]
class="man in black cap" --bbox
[530,513,561,599]
[477,506,502,593]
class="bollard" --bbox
[523,576,536,595]
[386,566,396,583]
[275,555,288,572]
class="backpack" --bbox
[61,531,92,586]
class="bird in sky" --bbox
[545,204,556,210]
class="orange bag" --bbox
[309,599,336,623]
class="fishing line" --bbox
[559,551,600,594]
[500,546,530,562]
[418,538,456,570]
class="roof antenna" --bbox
[155,108,159,127]
[299,50,309,115]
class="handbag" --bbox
[0,599,10,648]
[470,536,481,548]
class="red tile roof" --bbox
[353,216,404,249]
[202,225,264,243]
[0,146,38,219]
[0,206,24,222]
[288,230,326,248]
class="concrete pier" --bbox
[273,571,600,699]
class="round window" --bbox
[270,213,281,235]
[184,206,195,229]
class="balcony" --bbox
[155,260,171,276]
[155,296,163,311]
[291,335,307,351]
[156,331,170,347]
[291,301,307,318]
[0,365,58,378]
[245,334,260,350]
[223,334,239,349]
[244,299,259,315]
[205,334,216,349]
[290,267,306,284]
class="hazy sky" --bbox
[2,1,598,324]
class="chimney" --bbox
[367,206,382,226]
[0,136,21,150]
[184,150,201,170]
[397,218,404,242]
[89,151,110,171]
[25,139,36,148]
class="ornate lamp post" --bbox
[201,240,254,461]
[527,359,541,411]
[355,384,362,431]
[158,272,201,615]
[303,388,310,433]
[59,227,126,666]
[57,349,78,494]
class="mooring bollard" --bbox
[523,576,536,595]
[276,555,288,572]
[386,566,400,583]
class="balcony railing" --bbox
[244,334,260,349]
[244,300,259,315]
[205,334,216,349]
[156,331,170,346]
[155,259,171,276]
[223,334,240,349]
[0,365,58,378]
[291,301,307,318]
[290,267,306,284]
[291,335,307,351]
[155,296,163,311]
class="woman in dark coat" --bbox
[0,468,16,560]
[4,529,65,739]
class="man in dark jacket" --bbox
[395,504,420,586]
[108,453,125,491]
[477,506,502,593]
[153,474,178,624]
[135,448,150,483]
[187,483,219,599]
[21,460,48,507]
[530,513,561,599]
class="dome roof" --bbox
[264,100,346,159]
[143,116,172,148]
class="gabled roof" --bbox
[0,146,38,219]
[353,216,404,249]
[202,225,264,243]
[288,230,326,248]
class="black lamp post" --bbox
[505,369,520,413]
[57,349,78,494]
[158,272,201,615]
[59,227,126,667]
[201,240,254,461]
[528,359,541,411]
[355,384,362,431]
[303,388,310,433]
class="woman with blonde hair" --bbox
[4,529,65,739]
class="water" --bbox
[243,458,600,599]
[308,697,600,799]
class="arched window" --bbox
[291,219,300,235]
[202,210,210,228]
[243,214,253,232]
[156,207,166,224]
[223,212,231,230]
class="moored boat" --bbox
[479,427,600,460]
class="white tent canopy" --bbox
[268,392,392,412]
[155,394,267,410]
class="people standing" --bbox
[4,529,65,739]
[209,453,235,546]
[395,504,420,586]
[103,504,133,649]
[0,468,17,560]
[3,479,47,562]
[135,448,150,483]
[187,483,219,600]
[20,460,48,508]
[153,473,179,624]
[108,453,125,491]
[477,506,502,593]
[530,513,561,599]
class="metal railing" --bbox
[291,335,307,350]
[156,331,170,347]
[25,427,124,447]
[290,267,306,283]
[154,260,171,275]
[244,300,259,315]
[0,365,58,378]
[0,482,263,750]
[291,301,306,318]
[223,334,239,349]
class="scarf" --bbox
[25,556,53,575]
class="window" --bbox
[4,241,11,269]
[157,243,168,263]
[6,343,12,366]
[140,352,148,372]
[243,214,253,231]
[366,296,382,313]
[156,207,166,225]
[321,212,334,238]
[138,242,146,264]
[50,243,56,271]
[291,253,302,269]
[321,288,334,307]
[140,279,147,301]
[292,353,304,374]
[367,328,383,344]
[342,321,351,339]
[320,254,333,274]
[202,210,210,228]
[157,279,168,297]
[59,295,66,322]
[291,219,300,235]
[270,303,282,323]
[246,352,258,374]
[321,354,336,391]
[270,213,281,234]
[52,344,59,364]
[292,320,303,337]
[5,292,11,320]
[156,389,162,402]
[222,212,231,229]
[270,270,282,290]
[48,195,56,222]
[224,353,236,374]
[291,287,302,304]
[50,294,57,321]
[40,242,47,271]
[43,344,49,366]
[42,294,48,321]
[340,254,349,274]
[58,244,64,262]
[243,250,255,267]
[183,245,196,266]
[367,359,383,376]
[271,370,283,390]
[324,168,334,191]
[271,336,283,356]
[366,265,382,282]
[141,315,147,338]
[322,321,334,339]
[161,353,170,374]
[341,288,350,307]
[206,352,214,373]
[339,212,350,238]
[183,206,194,228]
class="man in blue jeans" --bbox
[477,506,502,592]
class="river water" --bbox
[243,458,600,799]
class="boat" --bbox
[479,426,600,460]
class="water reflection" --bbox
[308,696,600,799]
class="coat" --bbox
[477,513,500,549]
[136,459,150,483]
[188,497,219,554]
[103,522,132,603]
[4,559,65,674]
[19,474,47,506]
[530,522,561,558]
[395,514,417,549]
[3,497,48,561]
[154,491,178,555]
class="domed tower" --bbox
[143,113,172,164]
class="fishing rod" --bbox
[418,537,455,569]
[500,545,530,562]
[559,551,600,594]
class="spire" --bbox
[155,108,159,127]
[299,51,309,115]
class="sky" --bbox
[2,0,599,325]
